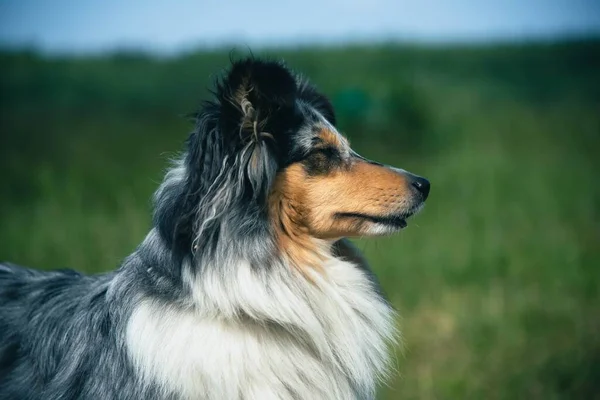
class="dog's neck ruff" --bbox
[126,235,397,400]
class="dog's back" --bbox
[0,263,146,399]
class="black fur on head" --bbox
[153,58,335,264]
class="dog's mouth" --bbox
[335,211,416,229]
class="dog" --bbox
[0,58,430,400]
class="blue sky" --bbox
[1,0,599,54]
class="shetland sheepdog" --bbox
[0,58,430,400]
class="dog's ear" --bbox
[214,59,299,199]
[155,59,301,256]
[217,59,298,137]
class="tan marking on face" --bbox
[300,160,412,238]
[318,128,342,148]
[269,166,327,278]
[269,157,415,272]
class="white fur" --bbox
[126,254,397,400]
[366,223,402,236]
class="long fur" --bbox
[0,58,403,400]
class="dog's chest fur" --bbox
[126,257,396,400]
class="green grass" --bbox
[1,40,599,399]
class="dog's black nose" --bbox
[411,176,430,199]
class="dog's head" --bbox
[155,59,429,260]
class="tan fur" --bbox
[269,165,327,277]
[318,128,343,148]
[269,157,411,259]
[304,160,410,238]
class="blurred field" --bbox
[1,40,599,399]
